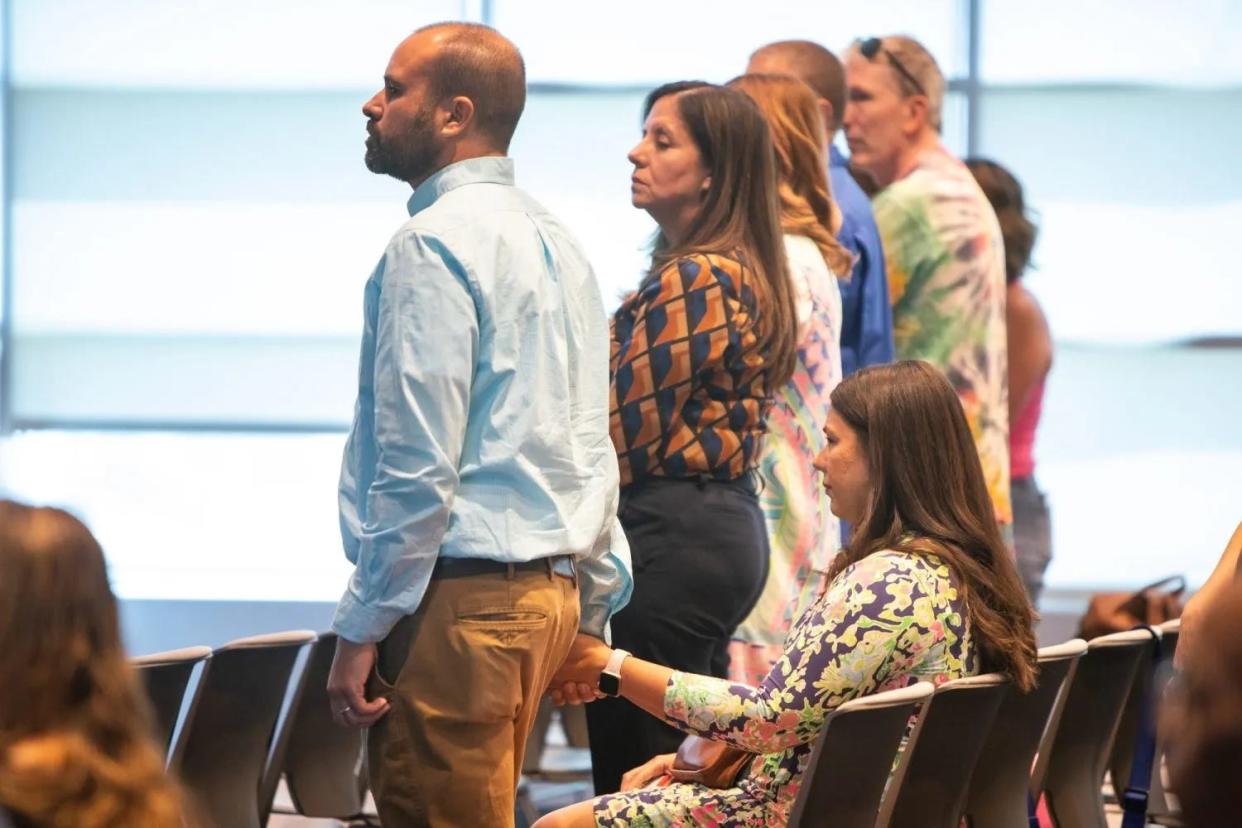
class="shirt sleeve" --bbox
[575,515,633,639]
[660,553,960,754]
[332,230,479,643]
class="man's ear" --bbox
[441,95,475,137]
[903,94,930,136]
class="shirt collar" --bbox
[828,144,849,169]
[406,156,515,216]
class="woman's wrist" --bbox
[596,646,617,677]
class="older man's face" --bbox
[361,32,445,186]
[842,51,912,186]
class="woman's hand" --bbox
[620,753,676,791]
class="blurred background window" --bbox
[0,0,1237,611]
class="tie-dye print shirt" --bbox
[873,146,1012,527]
[593,549,975,827]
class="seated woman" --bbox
[0,501,184,827]
[540,360,1037,827]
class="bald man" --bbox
[748,40,894,377]
[326,23,631,826]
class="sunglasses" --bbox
[857,37,927,97]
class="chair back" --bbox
[1041,629,1155,828]
[131,645,212,766]
[787,682,934,828]
[177,630,316,828]
[963,639,1086,828]
[279,632,368,818]
[878,673,1009,828]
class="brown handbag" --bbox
[1077,575,1185,639]
[667,735,753,788]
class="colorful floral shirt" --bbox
[730,235,843,684]
[610,252,772,487]
[594,549,976,826]
[873,146,1012,527]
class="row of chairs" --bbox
[133,631,369,828]
[134,622,1179,828]
[786,620,1181,828]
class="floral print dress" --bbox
[872,145,1011,531]
[594,549,976,827]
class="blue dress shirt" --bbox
[830,145,895,376]
[334,156,632,644]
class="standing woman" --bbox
[0,501,184,827]
[724,72,854,685]
[586,81,798,794]
[966,158,1052,605]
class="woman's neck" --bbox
[653,204,701,248]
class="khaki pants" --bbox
[367,560,580,827]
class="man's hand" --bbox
[547,633,612,705]
[620,752,676,790]
[326,637,390,729]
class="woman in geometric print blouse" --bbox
[584,81,801,794]
[544,361,1037,827]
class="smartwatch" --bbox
[598,648,631,697]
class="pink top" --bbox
[1009,377,1045,480]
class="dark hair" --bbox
[749,40,846,132]
[825,362,1038,691]
[0,501,183,826]
[640,82,798,387]
[416,22,526,150]
[966,158,1038,285]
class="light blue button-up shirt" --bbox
[334,156,632,644]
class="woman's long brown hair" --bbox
[825,362,1038,691]
[727,72,853,279]
[642,82,798,387]
[0,501,184,826]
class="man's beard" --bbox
[365,106,440,184]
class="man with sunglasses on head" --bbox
[843,35,1013,543]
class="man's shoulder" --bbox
[829,170,882,248]
[393,184,574,251]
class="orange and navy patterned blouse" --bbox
[610,252,774,487]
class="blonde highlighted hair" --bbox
[727,73,853,279]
